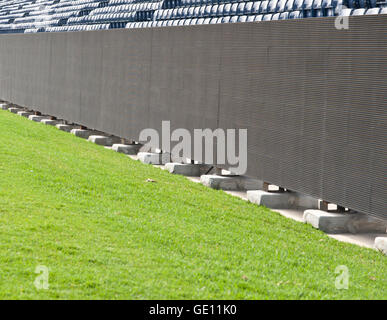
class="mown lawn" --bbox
[0,110,385,299]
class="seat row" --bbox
[127,10,307,27]
[89,2,161,15]
[154,0,337,20]
[341,6,387,13]
[67,12,137,24]
[45,23,110,31]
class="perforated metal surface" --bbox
[0,16,386,218]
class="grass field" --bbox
[0,110,385,299]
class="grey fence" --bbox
[0,15,386,219]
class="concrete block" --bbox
[70,129,97,139]
[374,237,387,255]
[112,144,141,155]
[200,174,263,191]
[1,103,10,110]
[41,119,59,126]
[28,115,46,122]
[8,107,21,114]
[87,135,120,146]
[56,124,76,132]
[303,209,387,234]
[137,152,170,165]
[165,162,200,177]
[17,111,34,118]
[247,190,319,209]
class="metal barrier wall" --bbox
[0,16,386,219]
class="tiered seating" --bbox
[0,0,385,33]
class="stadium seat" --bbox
[238,15,248,22]
[279,11,289,19]
[268,0,278,13]
[289,10,304,18]
[230,15,239,23]
[352,8,366,15]
[303,0,313,17]
[222,16,231,23]
[237,3,246,15]
[259,1,269,13]
[230,3,238,15]
[251,2,261,14]
[365,8,380,14]
[244,2,254,15]
[293,0,304,11]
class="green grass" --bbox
[0,110,385,300]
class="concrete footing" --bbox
[87,135,120,146]
[17,111,34,118]
[165,163,211,176]
[70,129,97,139]
[56,124,75,132]
[137,152,170,165]
[8,107,21,114]
[112,143,141,155]
[28,115,46,122]
[200,174,263,191]
[247,190,319,209]
[41,119,59,126]
[374,237,387,255]
[303,209,387,234]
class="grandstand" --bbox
[0,0,386,33]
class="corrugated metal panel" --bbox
[0,15,386,219]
